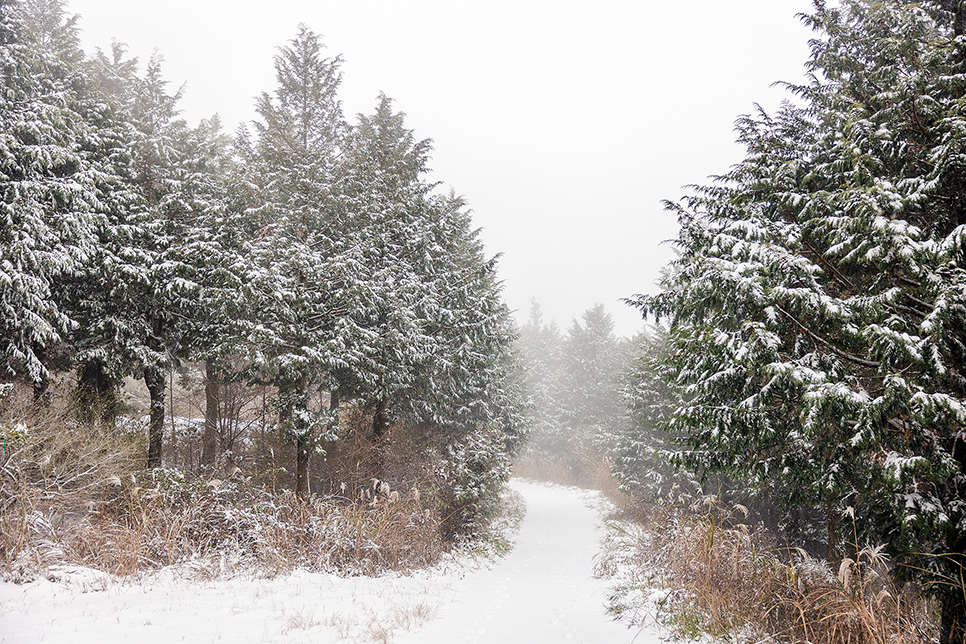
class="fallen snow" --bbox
[395,479,649,644]
[0,479,652,643]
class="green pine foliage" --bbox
[613,324,699,502]
[0,0,104,394]
[628,2,966,640]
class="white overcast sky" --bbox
[65,0,817,338]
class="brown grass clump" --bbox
[1,385,145,574]
[7,463,444,579]
[69,471,443,577]
[597,497,935,644]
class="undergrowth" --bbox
[0,387,501,582]
[595,497,937,644]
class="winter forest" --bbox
[6,0,966,643]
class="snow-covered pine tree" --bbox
[339,93,526,527]
[233,25,349,496]
[0,0,104,397]
[406,188,523,444]
[62,44,224,465]
[335,93,440,439]
[415,195,524,533]
[516,302,633,483]
[175,115,242,468]
[558,304,630,454]
[629,2,966,639]
[516,299,565,445]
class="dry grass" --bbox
[325,598,438,644]
[597,497,936,644]
[6,466,444,579]
[1,385,145,574]
[0,384,446,580]
[55,471,444,577]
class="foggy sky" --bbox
[65,0,816,337]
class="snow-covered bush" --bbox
[438,424,512,540]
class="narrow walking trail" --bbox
[395,479,649,644]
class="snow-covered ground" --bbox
[0,479,653,644]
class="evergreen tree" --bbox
[62,43,226,463]
[233,25,348,496]
[630,2,966,639]
[559,303,629,452]
[0,0,104,397]
[614,325,697,501]
[335,93,441,438]
[516,299,564,443]
[516,302,632,483]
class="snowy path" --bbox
[395,478,646,644]
[0,480,651,643]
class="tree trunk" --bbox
[77,360,118,426]
[145,365,166,469]
[826,503,842,566]
[201,360,220,468]
[328,389,340,435]
[30,344,49,406]
[289,373,309,499]
[372,397,389,440]
[940,585,966,644]
[295,432,309,499]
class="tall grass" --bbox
[597,497,936,644]
[0,385,447,580]
[66,471,443,577]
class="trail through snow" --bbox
[0,479,653,643]
[396,478,649,643]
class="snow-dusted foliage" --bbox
[438,423,513,538]
[58,43,231,465]
[0,0,103,393]
[216,26,523,512]
[628,2,966,639]
[614,325,700,502]
[516,302,634,483]
[226,25,351,493]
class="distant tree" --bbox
[559,303,630,452]
[516,299,564,442]
[516,302,633,483]
[629,2,966,640]
[614,325,698,501]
